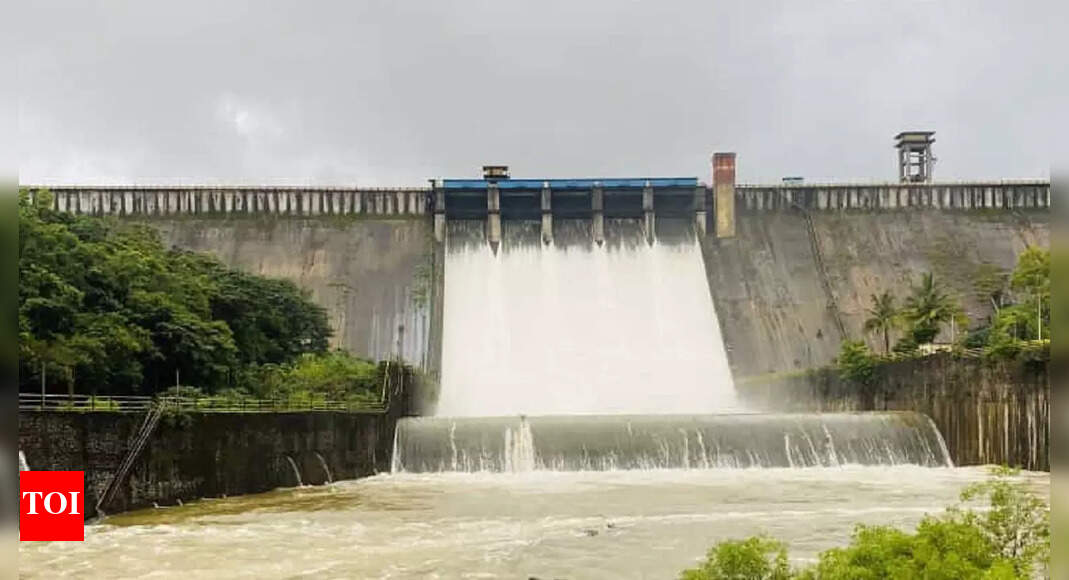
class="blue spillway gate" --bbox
[442,177,699,190]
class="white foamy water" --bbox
[438,224,737,416]
[17,467,1049,579]
[392,413,953,472]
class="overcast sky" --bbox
[16,1,1064,186]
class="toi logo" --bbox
[19,471,85,541]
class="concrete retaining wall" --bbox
[737,353,1050,471]
[18,411,397,519]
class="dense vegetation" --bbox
[681,468,1049,579]
[839,247,1050,382]
[18,190,392,402]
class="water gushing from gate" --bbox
[393,412,953,472]
[414,219,954,474]
[438,220,737,417]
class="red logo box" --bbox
[20,471,85,541]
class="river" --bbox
[18,466,1048,579]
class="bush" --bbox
[245,350,381,401]
[682,469,1049,579]
[54,396,121,412]
[680,537,791,580]
[836,340,876,385]
[159,385,206,398]
[87,397,122,411]
[892,335,919,356]
[961,326,989,349]
[232,350,412,408]
[953,467,1049,576]
[800,520,1014,579]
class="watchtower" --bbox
[895,131,935,183]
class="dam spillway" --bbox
[437,219,737,417]
[427,217,955,472]
[392,412,953,472]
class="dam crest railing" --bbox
[22,179,1049,219]
[18,392,386,414]
[735,180,1049,212]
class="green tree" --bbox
[902,272,964,344]
[1008,246,1049,341]
[985,247,1050,354]
[1010,247,1049,298]
[17,189,334,396]
[972,262,1009,317]
[863,291,898,354]
[207,266,331,366]
[956,467,1049,576]
[837,340,876,385]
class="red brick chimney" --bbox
[712,153,736,238]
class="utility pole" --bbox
[1038,297,1043,341]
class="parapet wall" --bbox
[31,180,1050,220]
[735,180,1049,212]
[36,186,430,217]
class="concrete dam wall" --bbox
[702,208,1049,376]
[150,217,437,368]
[147,208,1048,381]
[34,180,1050,380]
[737,353,1050,471]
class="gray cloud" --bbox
[17,0,1064,186]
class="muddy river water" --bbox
[18,466,1049,579]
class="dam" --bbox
[24,152,1051,466]
[30,158,1051,381]
[19,147,1051,578]
[410,165,957,473]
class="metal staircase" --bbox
[772,190,848,340]
[96,400,166,514]
[799,208,848,340]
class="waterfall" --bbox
[284,456,303,487]
[314,452,333,484]
[504,416,536,472]
[438,219,737,417]
[397,218,957,475]
[19,450,29,472]
[392,412,953,473]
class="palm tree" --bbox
[903,272,960,344]
[863,291,898,354]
